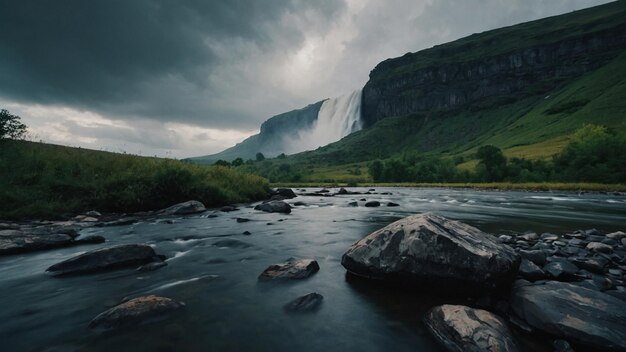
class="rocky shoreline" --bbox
[1,187,625,351]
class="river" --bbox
[1,187,625,351]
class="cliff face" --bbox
[189,100,324,163]
[258,100,324,142]
[361,3,626,127]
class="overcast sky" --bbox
[0,0,612,158]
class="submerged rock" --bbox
[425,305,519,352]
[161,200,206,215]
[341,213,520,292]
[0,230,104,255]
[284,292,324,312]
[254,201,292,214]
[510,280,626,351]
[0,231,74,255]
[364,201,380,207]
[137,261,168,272]
[387,202,400,207]
[46,244,162,276]
[258,259,319,281]
[89,295,184,330]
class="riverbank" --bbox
[0,140,270,220]
[271,182,626,193]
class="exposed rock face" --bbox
[189,101,324,162]
[254,201,292,214]
[425,305,520,352]
[258,259,319,281]
[46,244,161,276]
[362,18,626,127]
[341,213,520,292]
[89,295,184,330]
[161,200,206,215]
[510,280,626,351]
[284,293,324,312]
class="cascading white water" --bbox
[285,89,362,154]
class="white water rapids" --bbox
[285,89,362,154]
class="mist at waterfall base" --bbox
[284,89,362,154]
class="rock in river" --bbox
[510,280,626,351]
[46,244,163,276]
[89,295,184,330]
[259,258,319,281]
[0,230,103,255]
[161,200,206,215]
[254,201,292,214]
[284,292,324,312]
[364,201,380,207]
[425,305,520,352]
[341,213,520,292]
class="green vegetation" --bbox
[370,1,626,83]
[0,140,269,220]
[270,182,626,192]
[0,109,27,140]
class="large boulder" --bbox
[89,295,184,330]
[46,244,162,276]
[258,258,319,281]
[161,200,206,215]
[510,280,626,351]
[341,213,520,292]
[254,201,292,214]
[273,188,297,199]
[425,305,520,352]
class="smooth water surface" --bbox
[1,188,625,352]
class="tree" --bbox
[231,157,244,167]
[277,153,286,159]
[214,159,230,167]
[255,152,265,161]
[0,109,27,140]
[368,160,384,182]
[476,145,507,182]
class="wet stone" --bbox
[258,259,320,281]
[587,242,613,254]
[284,293,324,312]
[89,295,184,330]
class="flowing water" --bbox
[1,188,625,352]
[285,89,362,154]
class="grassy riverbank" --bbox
[270,182,626,192]
[0,140,270,220]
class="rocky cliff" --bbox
[361,1,626,127]
[189,100,324,163]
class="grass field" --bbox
[0,140,270,220]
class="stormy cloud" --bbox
[0,0,611,157]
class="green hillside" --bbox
[232,2,626,184]
[0,140,269,220]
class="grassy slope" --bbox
[0,140,269,220]
[370,1,626,82]
[265,50,626,182]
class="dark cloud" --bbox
[0,0,345,128]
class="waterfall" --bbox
[285,89,362,154]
